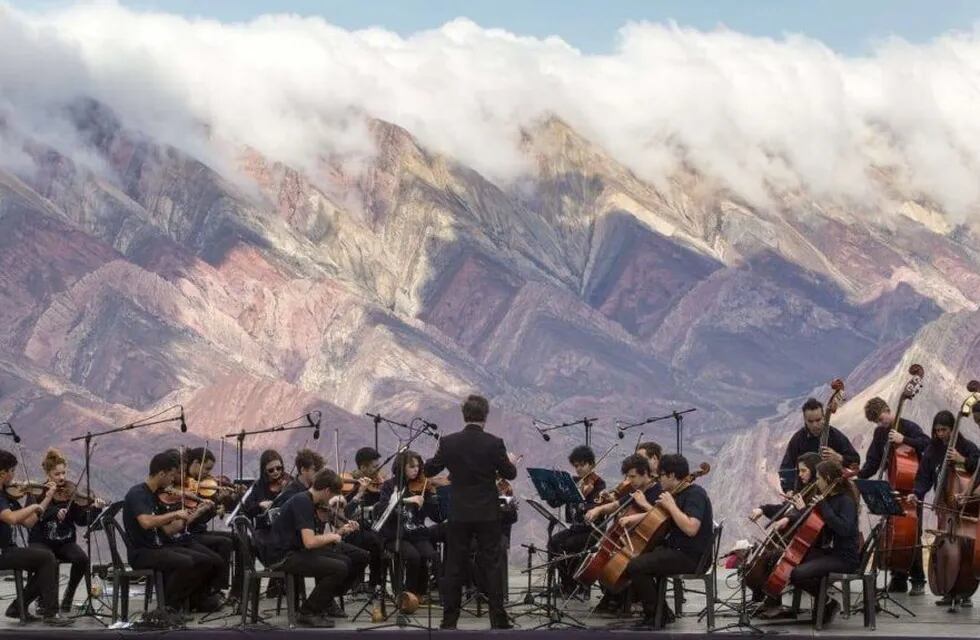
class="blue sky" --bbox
[13,0,980,55]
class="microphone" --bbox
[179,407,187,433]
[420,419,438,432]
[309,411,321,440]
[4,423,20,444]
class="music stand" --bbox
[855,480,914,618]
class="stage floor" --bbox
[0,567,977,637]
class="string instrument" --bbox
[266,472,293,498]
[876,364,924,572]
[49,480,102,508]
[927,380,980,598]
[763,474,851,598]
[819,378,847,460]
[575,462,710,591]
[742,482,819,592]
[4,482,47,500]
[340,469,385,495]
[187,474,243,510]
[496,453,523,498]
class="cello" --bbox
[875,364,924,572]
[574,463,710,591]
[927,380,980,597]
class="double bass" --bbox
[875,364,924,572]
[927,380,980,598]
[763,378,847,597]
[574,463,710,591]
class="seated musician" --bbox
[857,397,929,595]
[266,468,350,628]
[635,442,662,477]
[184,447,240,604]
[27,448,105,614]
[548,445,605,597]
[376,450,441,599]
[123,451,222,614]
[779,398,860,484]
[620,454,712,628]
[242,449,288,529]
[0,449,73,626]
[345,447,383,520]
[788,459,860,626]
[909,410,980,608]
[748,452,819,615]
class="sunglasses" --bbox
[266,465,283,474]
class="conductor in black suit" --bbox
[424,394,517,629]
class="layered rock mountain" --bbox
[0,100,977,547]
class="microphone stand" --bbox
[68,405,186,625]
[360,421,437,633]
[365,413,420,452]
[222,413,320,485]
[533,417,597,447]
[616,408,697,454]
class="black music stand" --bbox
[855,480,915,619]
[522,469,586,629]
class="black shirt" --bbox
[857,419,930,479]
[269,490,317,562]
[665,484,713,561]
[779,426,860,490]
[913,436,980,500]
[816,492,860,567]
[617,481,663,509]
[273,478,307,507]
[0,494,21,550]
[375,478,439,542]
[123,483,163,550]
[27,493,100,545]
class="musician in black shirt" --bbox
[0,450,72,626]
[620,454,710,628]
[857,397,929,594]
[184,447,240,602]
[242,450,288,528]
[789,460,860,627]
[779,397,859,490]
[548,445,605,596]
[909,410,980,607]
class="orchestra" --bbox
[0,378,979,632]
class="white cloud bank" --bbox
[2,2,980,219]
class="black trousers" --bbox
[624,547,699,618]
[0,546,59,614]
[325,541,371,595]
[29,541,88,604]
[789,549,859,597]
[192,531,243,595]
[277,548,348,613]
[130,546,211,607]
[387,537,440,596]
[170,538,226,596]
[548,525,592,591]
[441,519,505,625]
[345,529,384,588]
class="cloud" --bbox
[2,2,980,220]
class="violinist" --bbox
[344,447,384,522]
[909,410,980,608]
[548,445,605,597]
[376,450,441,599]
[788,460,860,627]
[779,398,860,489]
[858,397,930,595]
[0,449,73,626]
[123,451,222,614]
[242,449,288,529]
[621,454,711,628]
[27,448,106,613]
[184,447,240,604]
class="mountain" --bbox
[1,100,977,547]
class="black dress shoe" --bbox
[323,599,347,618]
[888,578,908,593]
[440,617,458,630]
[4,603,39,622]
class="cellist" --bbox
[857,397,929,595]
[788,459,860,627]
[621,454,712,628]
[549,445,605,597]
[909,409,980,608]
[778,398,859,489]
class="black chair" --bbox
[0,568,27,623]
[814,533,877,630]
[653,522,723,630]
[231,516,296,628]
[100,501,166,623]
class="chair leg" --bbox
[672,578,683,615]
[815,576,828,631]
[841,579,851,618]
[13,570,26,623]
[704,577,715,630]
[155,572,167,612]
[111,575,121,624]
[121,576,130,622]
[286,574,297,629]
[791,587,802,614]
[863,575,876,630]
[251,576,261,624]
[241,574,252,627]
[653,578,668,630]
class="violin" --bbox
[578,471,600,499]
[407,476,436,495]
[157,485,201,510]
[340,469,385,495]
[497,477,514,496]
[49,481,101,508]
[187,474,242,509]
[4,482,47,500]
[266,473,293,496]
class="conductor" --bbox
[424,394,517,630]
